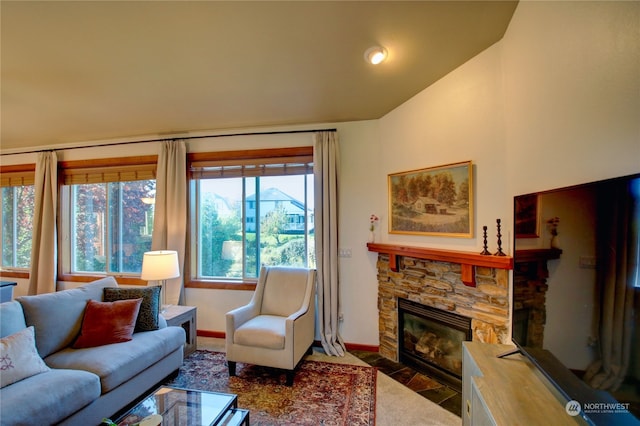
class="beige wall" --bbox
[503,1,639,196]
[500,1,639,367]
[3,1,638,349]
[344,0,638,347]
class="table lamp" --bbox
[141,250,180,308]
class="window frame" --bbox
[186,147,314,290]
[58,155,157,284]
[0,163,36,279]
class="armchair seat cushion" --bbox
[234,315,285,350]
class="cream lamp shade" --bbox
[141,250,180,281]
[141,250,180,307]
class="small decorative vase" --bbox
[550,235,560,249]
[368,231,375,243]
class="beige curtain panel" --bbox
[151,140,188,305]
[314,131,346,356]
[28,152,58,295]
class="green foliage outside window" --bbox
[1,186,34,268]
[71,180,155,274]
[195,175,314,281]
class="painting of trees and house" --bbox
[388,161,473,237]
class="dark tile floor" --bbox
[350,350,462,418]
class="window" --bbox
[61,157,156,276]
[1,166,35,270]
[189,148,314,282]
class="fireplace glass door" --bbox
[398,298,471,389]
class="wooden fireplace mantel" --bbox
[514,248,562,263]
[366,242,513,287]
[513,248,562,279]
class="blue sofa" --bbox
[0,277,186,425]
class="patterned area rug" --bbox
[166,350,376,425]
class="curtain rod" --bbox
[0,128,337,157]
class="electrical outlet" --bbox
[579,256,596,269]
[338,248,352,258]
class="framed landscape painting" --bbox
[388,161,473,238]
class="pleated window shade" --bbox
[189,147,313,179]
[0,169,36,187]
[61,156,157,185]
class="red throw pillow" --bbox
[73,298,142,349]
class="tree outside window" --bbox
[1,185,34,269]
[194,174,314,281]
[70,180,155,274]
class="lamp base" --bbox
[160,280,168,313]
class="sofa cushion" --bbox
[0,300,27,338]
[0,368,101,425]
[0,326,50,388]
[45,325,185,393]
[73,299,142,349]
[103,286,161,331]
[234,315,285,350]
[17,276,119,357]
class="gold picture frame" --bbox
[388,161,473,237]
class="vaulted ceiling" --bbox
[1,1,518,153]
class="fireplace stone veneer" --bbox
[375,253,510,362]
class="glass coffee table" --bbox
[116,386,249,426]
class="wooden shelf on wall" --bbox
[366,242,513,287]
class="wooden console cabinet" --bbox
[462,342,583,425]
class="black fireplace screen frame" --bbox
[398,298,472,391]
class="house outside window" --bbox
[60,157,156,276]
[0,167,35,269]
[189,147,314,282]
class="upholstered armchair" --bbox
[225,266,317,386]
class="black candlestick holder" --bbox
[494,219,506,256]
[480,226,491,255]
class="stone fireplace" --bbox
[368,243,513,386]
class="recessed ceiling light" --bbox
[364,46,387,65]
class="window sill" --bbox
[2,272,257,290]
[58,274,147,286]
[0,270,29,279]
[186,279,257,291]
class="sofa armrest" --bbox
[157,314,168,329]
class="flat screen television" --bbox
[509,173,640,425]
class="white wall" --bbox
[2,1,638,349]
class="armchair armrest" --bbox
[226,302,260,344]
[286,304,309,322]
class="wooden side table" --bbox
[162,305,197,357]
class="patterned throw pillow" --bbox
[0,326,50,388]
[103,286,161,332]
[73,299,142,348]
